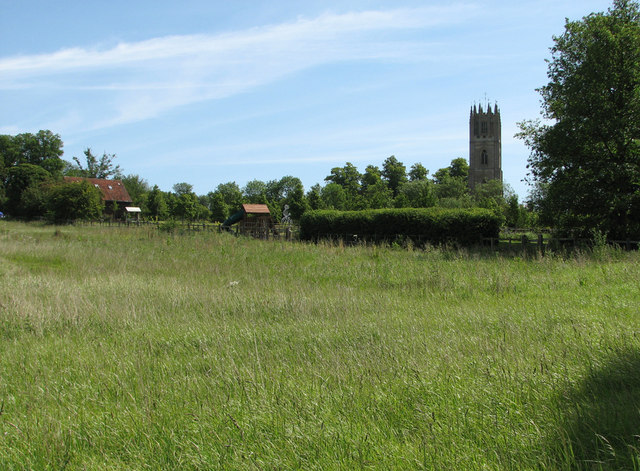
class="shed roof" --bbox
[64,177,132,203]
[242,204,271,215]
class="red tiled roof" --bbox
[64,177,132,203]
[242,204,271,215]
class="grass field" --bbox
[1,222,640,470]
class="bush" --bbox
[299,207,500,246]
[47,180,104,223]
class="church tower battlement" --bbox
[469,103,502,191]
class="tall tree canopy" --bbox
[69,148,122,179]
[381,156,407,197]
[1,130,64,176]
[518,0,640,238]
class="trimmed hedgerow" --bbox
[299,208,500,246]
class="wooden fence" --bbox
[72,220,639,251]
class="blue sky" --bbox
[1,0,614,199]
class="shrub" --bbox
[47,180,104,223]
[299,207,500,246]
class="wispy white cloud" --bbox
[0,5,477,131]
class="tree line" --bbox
[4,0,639,240]
[0,132,531,227]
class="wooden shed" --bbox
[222,203,274,238]
[238,204,273,236]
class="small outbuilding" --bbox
[222,204,274,238]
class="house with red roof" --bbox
[64,177,133,220]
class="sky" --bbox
[0,0,615,199]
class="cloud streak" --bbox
[0,5,476,130]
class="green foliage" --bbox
[325,162,362,207]
[209,191,229,222]
[306,183,323,210]
[319,182,347,210]
[398,179,436,208]
[448,157,469,180]
[362,180,393,209]
[146,185,168,220]
[408,162,428,181]
[1,130,64,176]
[172,182,193,197]
[174,192,198,221]
[47,180,104,223]
[381,155,407,196]
[68,148,122,179]
[121,174,150,208]
[518,0,640,239]
[0,131,64,216]
[361,164,382,189]
[299,207,500,246]
[242,180,268,204]
[5,163,51,217]
[215,182,244,211]
[19,182,50,219]
[277,176,308,220]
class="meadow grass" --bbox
[1,221,639,470]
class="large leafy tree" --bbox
[5,164,51,217]
[518,0,640,238]
[408,162,428,181]
[215,182,244,210]
[381,155,407,197]
[1,130,64,176]
[146,185,168,220]
[1,131,64,211]
[243,180,268,204]
[121,174,150,208]
[325,162,362,208]
[68,148,122,179]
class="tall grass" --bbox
[1,222,639,469]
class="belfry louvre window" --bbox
[481,121,488,135]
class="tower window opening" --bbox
[481,150,488,165]
[481,121,488,135]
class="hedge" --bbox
[299,208,501,246]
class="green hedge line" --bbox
[299,208,501,246]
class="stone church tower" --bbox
[468,103,502,191]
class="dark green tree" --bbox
[449,158,469,181]
[408,162,429,181]
[209,192,229,222]
[146,185,168,220]
[363,181,393,209]
[306,184,323,210]
[398,179,436,208]
[5,164,51,217]
[2,130,64,176]
[381,156,407,197]
[122,174,150,208]
[276,176,309,220]
[320,183,347,210]
[325,162,362,208]
[215,182,244,211]
[47,180,103,223]
[361,165,383,190]
[243,180,268,204]
[174,193,198,221]
[518,0,640,238]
